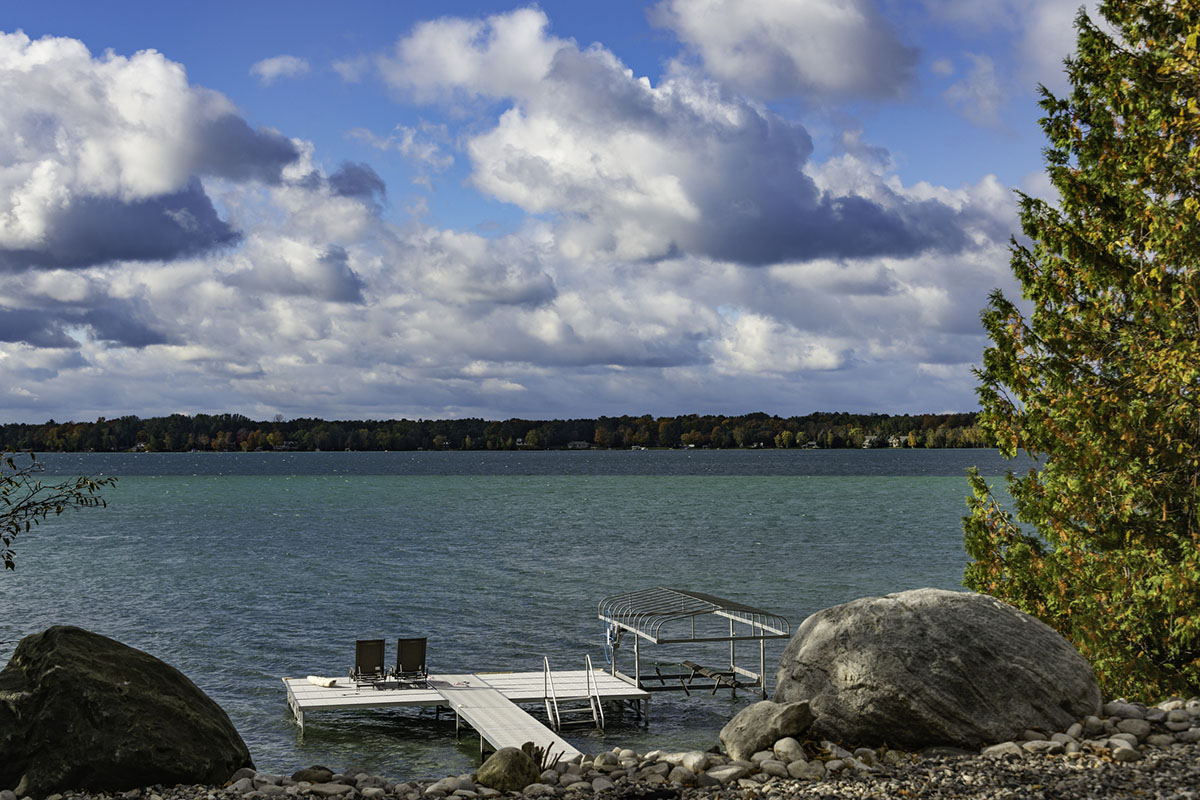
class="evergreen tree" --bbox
[964,1,1200,698]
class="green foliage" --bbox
[1,452,115,571]
[965,0,1200,699]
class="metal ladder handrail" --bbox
[543,656,562,730]
[544,656,606,731]
[585,654,604,729]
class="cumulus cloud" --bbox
[652,0,917,100]
[0,12,1027,423]
[376,7,563,102]
[250,54,310,85]
[0,179,238,270]
[0,294,168,349]
[327,162,387,209]
[223,240,367,303]
[0,32,298,271]
[378,9,973,266]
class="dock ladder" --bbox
[543,655,605,731]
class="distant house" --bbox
[567,441,591,450]
[801,440,819,449]
[888,435,904,448]
[862,435,878,449]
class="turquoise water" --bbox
[0,449,1022,779]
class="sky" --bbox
[0,0,1101,423]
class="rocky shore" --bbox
[9,697,1198,800]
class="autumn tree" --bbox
[1,453,115,571]
[964,1,1200,698]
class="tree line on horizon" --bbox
[0,411,986,453]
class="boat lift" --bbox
[598,587,791,698]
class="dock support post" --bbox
[729,617,736,698]
[633,637,640,689]
[759,637,767,699]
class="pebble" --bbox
[25,694,1200,800]
[1118,718,1153,738]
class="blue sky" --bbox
[0,0,1097,422]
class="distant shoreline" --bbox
[2,411,986,453]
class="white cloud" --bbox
[0,17,1028,423]
[711,312,845,374]
[652,0,917,100]
[942,53,1006,126]
[380,10,975,267]
[376,7,563,102]
[0,31,297,270]
[250,54,311,85]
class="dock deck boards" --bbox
[282,669,648,759]
[438,675,581,759]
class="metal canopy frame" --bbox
[597,587,791,698]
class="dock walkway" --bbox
[283,669,648,760]
[438,674,581,759]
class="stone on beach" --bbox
[718,700,815,761]
[474,748,541,794]
[0,625,253,797]
[772,737,805,763]
[773,588,1102,749]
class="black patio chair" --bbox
[392,636,429,688]
[350,638,387,687]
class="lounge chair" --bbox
[392,637,429,688]
[350,639,387,686]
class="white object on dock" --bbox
[306,676,338,688]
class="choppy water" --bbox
[0,449,1022,779]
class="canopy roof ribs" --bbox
[598,586,791,644]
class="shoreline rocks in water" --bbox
[7,695,1197,800]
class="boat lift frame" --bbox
[598,587,791,698]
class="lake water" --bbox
[0,449,1024,780]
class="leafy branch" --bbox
[1,452,116,571]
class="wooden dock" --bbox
[283,669,649,759]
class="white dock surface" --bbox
[438,674,581,759]
[282,669,648,758]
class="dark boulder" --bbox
[774,588,1101,749]
[0,625,253,796]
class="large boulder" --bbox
[774,588,1102,749]
[719,700,814,761]
[475,747,541,793]
[0,626,253,796]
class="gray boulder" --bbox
[475,747,541,793]
[774,588,1101,749]
[0,626,253,796]
[719,700,815,761]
